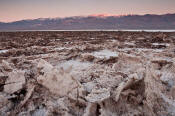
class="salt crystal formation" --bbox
[37,59,78,96]
[0,31,175,116]
[4,70,26,94]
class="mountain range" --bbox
[0,13,175,30]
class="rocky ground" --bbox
[0,31,175,116]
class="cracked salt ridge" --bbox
[125,42,135,46]
[56,60,92,71]
[92,49,118,59]
[137,48,164,52]
[0,50,8,53]
[152,43,170,46]
[54,47,72,51]
[119,48,164,52]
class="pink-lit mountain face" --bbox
[89,14,121,17]
[0,13,175,30]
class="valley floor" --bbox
[0,31,175,116]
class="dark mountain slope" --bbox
[0,13,175,30]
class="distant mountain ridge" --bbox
[0,13,175,30]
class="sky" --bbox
[0,0,175,22]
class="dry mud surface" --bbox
[0,31,175,116]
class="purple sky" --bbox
[0,0,175,22]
